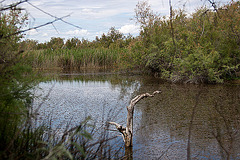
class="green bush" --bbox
[132,1,240,83]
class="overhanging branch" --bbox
[1,15,70,39]
[0,0,82,40]
[0,0,27,11]
[26,1,82,30]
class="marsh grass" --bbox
[24,48,128,71]
[1,111,124,160]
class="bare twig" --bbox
[169,0,176,48]
[26,1,82,30]
[208,0,218,12]
[0,0,82,40]
[0,0,27,11]
[2,15,70,39]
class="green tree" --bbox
[97,27,124,48]
[65,37,81,49]
[19,39,38,51]
[37,42,48,49]
[0,4,36,158]
[47,37,64,49]
[107,27,123,43]
[0,8,28,75]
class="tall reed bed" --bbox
[24,48,128,70]
[1,112,124,159]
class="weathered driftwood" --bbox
[109,90,161,147]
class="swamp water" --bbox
[32,71,240,159]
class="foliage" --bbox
[0,4,36,159]
[17,1,240,83]
[19,39,38,50]
[1,0,239,158]
[18,1,240,83]
[23,47,128,70]
[95,27,124,48]
[65,37,81,49]
[47,37,65,50]
[131,0,240,83]
[0,8,27,75]
[1,2,125,160]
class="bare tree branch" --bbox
[208,0,218,12]
[0,0,82,40]
[169,0,176,49]
[130,90,161,107]
[1,15,70,39]
[109,90,161,147]
[108,122,123,129]
[0,0,27,11]
[26,1,82,30]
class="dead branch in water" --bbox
[109,90,161,147]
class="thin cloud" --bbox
[66,29,89,36]
[118,24,140,35]
[43,33,48,37]
[28,29,38,35]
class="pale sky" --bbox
[8,0,232,42]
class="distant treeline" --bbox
[21,1,240,83]
[21,27,136,70]
[20,27,134,50]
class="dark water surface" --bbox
[33,72,240,159]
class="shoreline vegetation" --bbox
[20,1,240,84]
[23,48,128,71]
[0,0,240,160]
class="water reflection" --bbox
[134,81,240,159]
[33,73,240,159]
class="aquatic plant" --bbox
[24,48,129,70]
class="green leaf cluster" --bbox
[0,6,40,159]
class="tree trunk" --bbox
[109,90,161,148]
[124,145,133,160]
